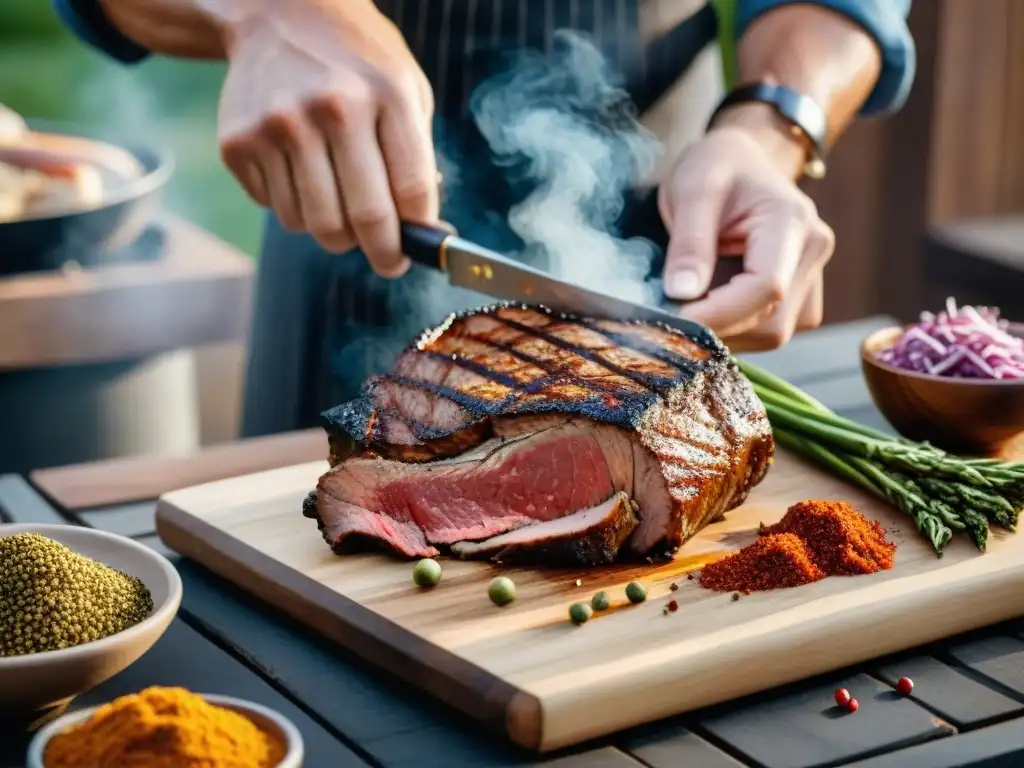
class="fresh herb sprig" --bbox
[737,358,1024,556]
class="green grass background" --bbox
[0,1,262,255]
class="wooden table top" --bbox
[7,315,1024,768]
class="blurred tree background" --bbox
[0,0,263,256]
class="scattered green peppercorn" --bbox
[412,558,442,588]
[591,591,610,611]
[569,602,592,625]
[0,533,153,657]
[625,581,647,604]
[488,576,516,606]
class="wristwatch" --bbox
[708,82,829,179]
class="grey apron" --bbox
[242,0,723,437]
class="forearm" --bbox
[96,0,248,58]
[714,4,885,179]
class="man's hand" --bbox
[217,3,438,277]
[658,114,834,351]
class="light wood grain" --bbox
[155,450,1024,752]
[32,428,325,511]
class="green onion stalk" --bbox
[736,358,1024,556]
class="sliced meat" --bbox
[310,418,641,557]
[450,491,638,566]
[308,303,774,564]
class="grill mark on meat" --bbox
[432,323,648,404]
[490,314,681,397]
[582,319,711,371]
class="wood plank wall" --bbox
[804,0,1024,325]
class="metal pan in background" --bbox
[0,120,174,276]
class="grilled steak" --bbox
[305,303,774,565]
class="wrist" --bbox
[709,101,808,181]
[98,0,253,58]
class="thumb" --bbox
[662,193,725,301]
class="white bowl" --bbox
[26,694,305,768]
[0,523,182,711]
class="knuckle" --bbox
[393,176,433,205]
[347,206,392,230]
[276,213,304,233]
[812,220,836,260]
[377,71,416,109]
[755,326,790,350]
[219,135,254,168]
[699,167,733,197]
[313,228,355,254]
[260,112,306,149]
[764,278,786,305]
[798,308,824,330]
[780,194,817,226]
[308,85,375,127]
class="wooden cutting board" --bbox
[155,450,1024,752]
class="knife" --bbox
[400,222,729,338]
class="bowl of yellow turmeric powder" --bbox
[27,686,303,768]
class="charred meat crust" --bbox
[321,301,730,462]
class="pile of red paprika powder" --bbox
[699,500,896,594]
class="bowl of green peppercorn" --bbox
[0,523,182,714]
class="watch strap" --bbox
[709,82,828,179]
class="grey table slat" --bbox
[136,531,178,559]
[78,502,157,538]
[738,316,896,384]
[621,724,745,767]
[832,404,894,435]
[537,749,646,767]
[696,673,955,768]
[0,474,69,525]
[944,635,1024,700]
[874,656,1024,729]
[360,726,641,768]
[841,718,1024,768]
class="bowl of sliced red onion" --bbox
[862,298,1024,453]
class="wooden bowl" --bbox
[861,325,1024,453]
[26,694,304,768]
[0,524,181,713]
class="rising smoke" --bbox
[468,30,664,304]
[330,30,668,393]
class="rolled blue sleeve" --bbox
[53,0,150,64]
[736,0,915,115]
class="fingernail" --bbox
[664,270,702,300]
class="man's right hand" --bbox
[216,2,437,277]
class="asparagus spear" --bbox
[737,357,1024,556]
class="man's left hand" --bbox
[658,122,835,351]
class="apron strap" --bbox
[710,0,738,90]
[626,2,721,115]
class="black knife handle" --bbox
[400,222,450,271]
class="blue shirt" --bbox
[56,0,914,115]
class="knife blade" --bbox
[400,222,713,338]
